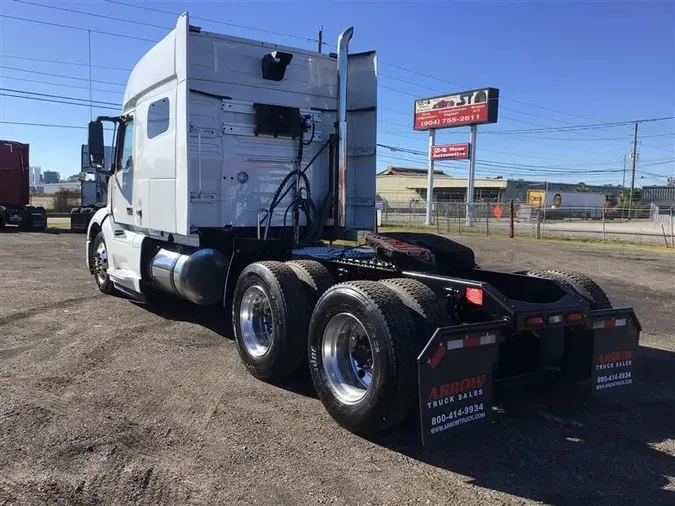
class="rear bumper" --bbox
[416,308,640,445]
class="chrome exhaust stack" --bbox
[336,27,353,230]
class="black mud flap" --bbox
[589,308,641,395]
[417,320,508,446]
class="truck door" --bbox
[111,119,135,226]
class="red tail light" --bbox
[465,287,483,306]
[567,312,583,323]
[525,316,544,326]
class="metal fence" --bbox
[377,201,675,248]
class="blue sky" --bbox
[0,0,673,185]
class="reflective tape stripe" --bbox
[447,333,497,350]
[593,317,628,329]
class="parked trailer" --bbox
[527,189,610,219]
[83,13,640,444]
[0,140,47,231]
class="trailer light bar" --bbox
[525,316,544,326]
[593,317,627,329]
[465,287,483,306]
[548,314,564,324]
[567,312,583,323]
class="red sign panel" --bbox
[431,143,470,161]
[414,88,499,131]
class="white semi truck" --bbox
[85,13,640,444]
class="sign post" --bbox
[426,130,436,225]
[413,88,499,229]
[466,125,478,227]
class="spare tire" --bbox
[308,280,419,436]
[526,269,612,309]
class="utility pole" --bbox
[317,26,323,53]
[628,122,638,219]
[88,29,93,121]
[622,154,626,188]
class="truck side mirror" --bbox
[88,121,106,171]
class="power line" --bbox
[14,0,173,31]
[377,142,664,173]
[103,0,317,43]
[0,88,120,107]
[488,117,675,134]
[0,75,123,95]
[0,65,127,86]
[0,14,158,42]
[0,53,132,72]
[0,120,115,131]
[1,120,87,129]
[0,92,120,111]
[377,61,601,124]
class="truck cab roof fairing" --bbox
[122,13,189,113]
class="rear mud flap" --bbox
[588,308,641,395]
[417,320,507,445]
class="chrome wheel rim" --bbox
[239,285,274,357]
[322,312,374,405]
[94,241,108,285]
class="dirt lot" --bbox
[1,231,673,506]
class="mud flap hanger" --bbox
[417,319,509,446]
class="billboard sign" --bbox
[431,143,470,161]
[414,88,499,131]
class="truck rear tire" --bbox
[286,260,335,310]
[308,281,418,436]
[379,278,451,342]
[232,261,310,382]
[92,231,116,294]
[526,269,612,309]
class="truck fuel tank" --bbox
[150,247,228,305]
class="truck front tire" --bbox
[308,281,418,436]
[232,261,310,382]
[92,231,115,294]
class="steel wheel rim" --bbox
[239,285,275,357]
[322,312,374,405]
[94,241,108,285]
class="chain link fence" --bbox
[377,200,675,248]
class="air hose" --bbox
[262,116,332,246]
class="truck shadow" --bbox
[131,296,233,339]
[370,345,675,506]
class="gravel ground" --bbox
[0,231,673,506]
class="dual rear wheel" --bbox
[231,261,449,435]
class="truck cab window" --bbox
[148,98,170,139]
[120,119,134,202]
[121,119,134,171]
